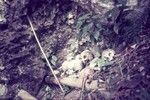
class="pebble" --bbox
[0,84,7,96]
[0,60,4,71]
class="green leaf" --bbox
[139,88,150,100]
[95,23,102,29]
[78,13,91,21]
[75,12,104,42]
[89,57,114,71]
[51,55,57,62]
[116,0,127,5]
[91,15,100,19]
[51,59,56,66]
[82,23,94,34]
[76,20,84,29]
[94,31,100,41]
[97,58,107,67]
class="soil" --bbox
[0,0,150,100]
[0,0,75,99]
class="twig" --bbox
[27,16,64,93]
[80,76,87,100]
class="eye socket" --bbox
[86,59,89,62]
[83,55,86,59]
[95,65,98,67]
[108,53,111,56]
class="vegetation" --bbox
[0,0,150,100]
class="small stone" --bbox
[0,1,6,23]
[98,79,105,83]
[141,72,145,76]
[51,55,58,62]
[66,69,74,75]
[92,0,99,3]
[0,66,5,71]
[0,60,4,71]
[68,19,74,25]
[139,66,144,72]
[130,44,137,49]
[0,84,7,96]
[127,75,130,80]
[127,0,138,6]
[53,70,60,75]
[67,13,74,19]
[136,89,140,93]
[45,86,51,92]
[17,89,37,100]
[146,75,150,79]
[64,90,80,100]
[1,76,8,81]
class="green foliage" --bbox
[99,0,112,3]
[41,86,54,100]
[67,38,79,54]
[48,54,58,67]
[114,0,127,5]
[75,13,103,43]
[89,57,114,71]
[139,88,150,100]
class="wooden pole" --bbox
[27,16,64,93]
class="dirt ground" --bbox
[0,0,150,100]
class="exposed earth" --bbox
[0,0,150,100]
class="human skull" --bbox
[80,50,94,64]
[61,58,83,75]
[101,49,115,61]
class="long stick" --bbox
[27,16,64,93]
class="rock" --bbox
[139,66,144,72]
[0,59,4,71]
[17,89,37,100]
[85,80,99,90]
[53,70,60,75]
[67,19,75,25]
[79,67,94,78]
[0,0,6,23]
[89,57,114,71]
[66,69,75,75]
[64,90,81,100]
[67,12,74,19]
[0,84,7,97]
[127,0,138,6]
[59,76,99,90]
[52,67,99,90]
